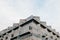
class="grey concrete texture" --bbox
[0,15,60,40]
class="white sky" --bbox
[0,0,60,33]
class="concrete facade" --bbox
[0,15,60,40]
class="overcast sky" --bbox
[0,0,60,33]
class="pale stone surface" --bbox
[0,15,60,40]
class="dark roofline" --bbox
[20,19,39,27]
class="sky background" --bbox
[0,0,60,33]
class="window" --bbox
[7,30,12,33]
[11,34,14,37]
[5,37,8,39]
[57,35,59,38]
[45,38,48,40]
[52,32,56,35]
[0,35,1,38]
[2,33,6,37]
[11,36,17,40]
[42,35,45,38]
[29,26,32,30]
[3,33,6,36]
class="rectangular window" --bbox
[7,30,12,33]
[57,35,59,38]
[42,35,45,38]
[11,34,14,37]
[52,32,56,35]
[29,26,32,30]
[0,35,1,38]
[5,37,8,40]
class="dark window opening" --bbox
[6,37,8,39]
[52,32,56,35]
[47,29,51,32]
[11,36,17,40]
[45,38,48,40]
[3,33,6,36]
[11,34,14,37]
[42,35,45,38]
[40,24,46,29]
[7,30,12,33]
[57,35,59,38]
[29,26,32,30]
[0,35,1,38]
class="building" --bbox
[0,15,60,40]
